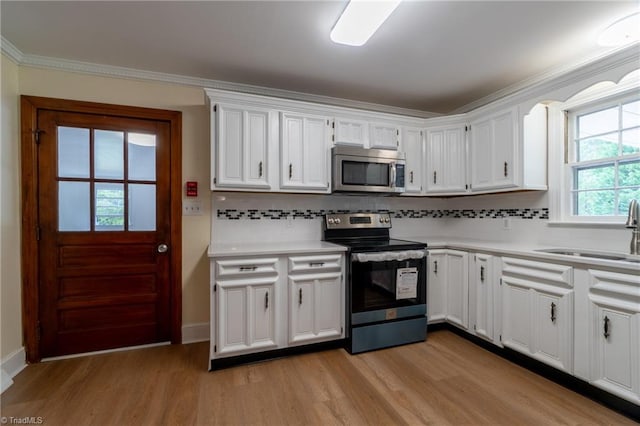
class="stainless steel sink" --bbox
[535,248,640,263]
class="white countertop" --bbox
[412,237,640,273]
[208,240,348,257]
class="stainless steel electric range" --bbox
[323,212,428,354]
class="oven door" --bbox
[350,253,426,314]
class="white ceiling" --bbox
[1,1,638,114]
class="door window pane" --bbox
[59,181,90,231]
[95,183,124,231]
[58,127,90,178]
[128,133,156,181]
[129,184,156,231]
[95,130,124,179]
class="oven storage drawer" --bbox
[288,254,342,273]
[215,257,279,278]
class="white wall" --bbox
[1,54,22,360]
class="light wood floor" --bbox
[1,330,636,425]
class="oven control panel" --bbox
[325,213,391,229]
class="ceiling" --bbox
[1,1,638,114]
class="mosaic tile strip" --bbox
[217,208,549,220]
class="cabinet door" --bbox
[501,276,532,354]
[334,118,367,147]
[446,250,469,329]
[427,250,447,322]
[216,278,277,355]
[280,112,330,191]
[445,126,467,192]
[491,110,517,188]
[473,254,493,342]
[426,129,446,192]
[588,269,640,404]
[289,272,343,345]
[401,127,423,194]
[216,105,271,189]
[369,122,399,150]
[470,118,493,190]
[532,289,573,372]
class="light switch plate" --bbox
[183,199,203,216]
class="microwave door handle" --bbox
[390,162,396,189]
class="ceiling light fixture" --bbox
[330,0,401,47]
[598,11,640,46]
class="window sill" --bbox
[547,220,627,228]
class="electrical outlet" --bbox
[183,199,203,216]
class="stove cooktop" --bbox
[327,237,427,252]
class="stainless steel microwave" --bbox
[332,146,406,194]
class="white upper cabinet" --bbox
[425,123,468,194]
[213,103,277,190]
[280,112,331,192]
[369,122,400,150]
[469,104,547,193]
[333,117,368,147]
[400,126,424,194]
[470,107,517,191]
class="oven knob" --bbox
[384,217,390,223]
[328,218,335,225]
[335,218,341,224]
[379,217,384,223]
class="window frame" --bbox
[559,89,640,224]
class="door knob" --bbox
[157,244,169,253]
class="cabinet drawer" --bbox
[215,257,279,278]
[288,254,342,273]
[502,257,572,288]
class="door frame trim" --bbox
[20,95,183,362]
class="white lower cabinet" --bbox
[211,251,344,362]
[470,253,495,342]
[586,269,640,404]
[427,249,468,329]
[501,257,573,373]
[288,271,343,345]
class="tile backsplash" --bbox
[216,207,549,220]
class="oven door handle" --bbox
[352,250,425,263]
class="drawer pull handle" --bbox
[603,316,610,339]
[299,288,303,306]
[480,266,485,282]
[433,171,437,184]
[239,266,257,272]
[434,260,438,275]
[504,161,508,177]
[550,302,556,323]
[265,292,269,310]
[289,163,293,179]
[309,262,325,267]
[259,161,263,178]
[410,170,414,184]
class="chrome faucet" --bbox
[626,199,640,255]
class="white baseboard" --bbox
[182,322,210,344]
[1,347,26,394]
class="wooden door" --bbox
[22,97,181,360]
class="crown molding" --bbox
[452,43,640,114]
[2,39,436,119]
[1,37,23,64]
